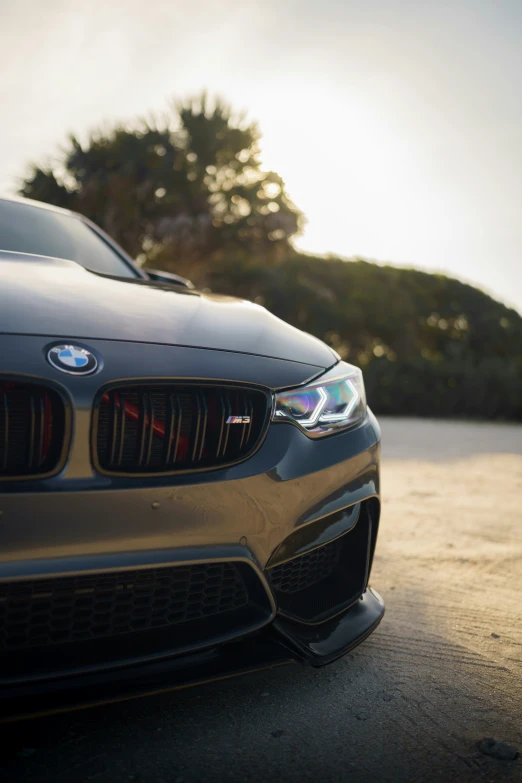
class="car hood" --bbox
[0,253,336,369]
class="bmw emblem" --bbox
[47,344,98,375]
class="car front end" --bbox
[0,250,383,721]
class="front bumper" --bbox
[0,337,383,720]
[1,589,384,721]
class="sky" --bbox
[1,0,521,313]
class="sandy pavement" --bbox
[2,418,522,782]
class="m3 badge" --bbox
[226,415,251,424]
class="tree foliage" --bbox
[20,94,302,271]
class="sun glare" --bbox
[259,90,430,262]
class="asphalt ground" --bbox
[2,418,522,782]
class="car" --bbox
[0,195,384,720]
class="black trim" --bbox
[0,376,72,483]
[273,588,384,666]
[267,502,361,567]
[0,635,295,723]
[80,216,148,280]
[0,560,274,686]
[266,502,375,625]
[91,379,273,478]
[0,588,384,721]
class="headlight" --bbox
[273,362,367,437]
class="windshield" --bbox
[0,199,138,278]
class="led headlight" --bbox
[273,362,367,437]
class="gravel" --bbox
[478,738,519,761]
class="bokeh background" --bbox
[2,0,521,420]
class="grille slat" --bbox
[239,394,247,451]
[199,391,209,461]
[144,392,155,468]
[27,392,36,469]
[0,563,249,651]
[215,393,226,459]
[96,384,268,475]
[1,388,8,471]
[36,392,45,468]
[191,391,203,462]
[247,399,254,443]
[109,391,118,466]
[137,392,148,467]
[172,393,182,464]
[164,393,176,465]
[221,392,232,459]
[0,382,65,478]
[117,391,126,467]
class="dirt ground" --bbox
[2,418,522,782]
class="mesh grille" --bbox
[267,507,372,623]
[269,539,341,594]
[0,563,249,651]
[0,381,66,478]
[95,384,269,475]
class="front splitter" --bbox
[0,588,384,722]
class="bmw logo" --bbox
[47,344,98,375]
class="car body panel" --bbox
[0,252,336,367]
[0,423,379,570]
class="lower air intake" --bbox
[0,563,249,652]
[94,383,270,475]
[269,538,341,594]
[0,562,273,683]
[267,504,373,624]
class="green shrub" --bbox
[203,254,522,421]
